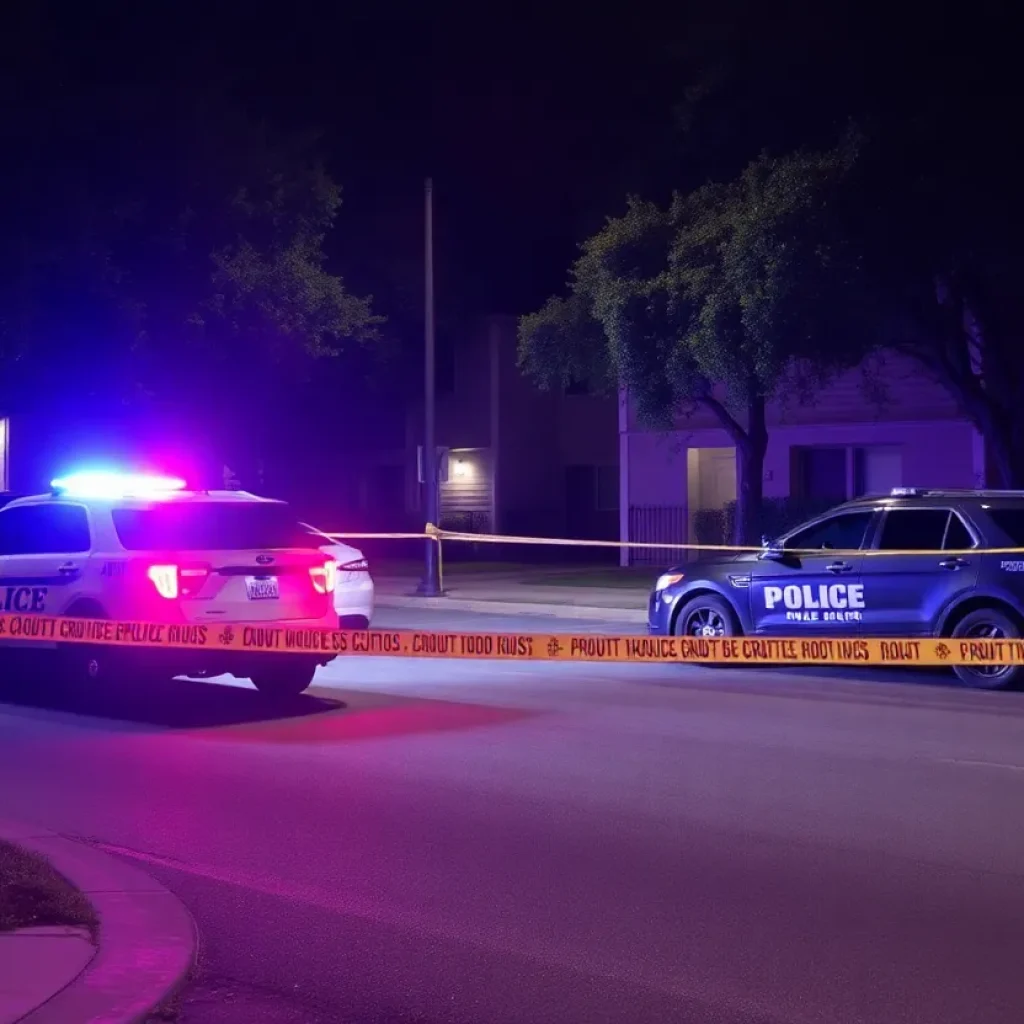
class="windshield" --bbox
[111,502,321,551]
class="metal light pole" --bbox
[418,177,442,596]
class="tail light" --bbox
[309,559,337,594]
[339,558,368,572]
[146,563,210,600]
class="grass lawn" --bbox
[528,567,657,589]
[376,560,551,577]
[0,840,97,935]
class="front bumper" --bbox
[647,589,674,635]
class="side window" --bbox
[785,511,874,552]
[943,513,975,552]
[878,509,958,552]
[0,504,90,555]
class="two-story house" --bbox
[620,350,985,564]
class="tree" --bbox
[654,1,1024,485]
[520,138,869,542]
[847,125,1024,487]
[0,75,383,473]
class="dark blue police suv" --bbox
[648,489,1024,689]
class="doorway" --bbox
[687,447,737,549]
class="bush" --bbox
[693,507,727,547]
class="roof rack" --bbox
[889,487,1024,498]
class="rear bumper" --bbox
[334,577,374,626]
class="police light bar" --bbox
[889,487,925,496]
[50,471,187,500]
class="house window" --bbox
[0,417,8,492]
[792,447,847,502]
[565,465,619,512]
[792,445,903,502]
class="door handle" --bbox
[57,562,78,575]
[939,557,967,570]
[826,561,853,574]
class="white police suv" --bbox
[0,472,340,696]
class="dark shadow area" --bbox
[645,661,1024,718]
[0,659,344,731]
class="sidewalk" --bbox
[0,819,195,1024]
[375,567,651,623]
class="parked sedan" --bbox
[303,525,375,629]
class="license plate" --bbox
[245,577,280,601]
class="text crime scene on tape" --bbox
[0,613,1021,667]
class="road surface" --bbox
[2,607,1024,1023]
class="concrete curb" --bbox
[0,819,196,1023]
[377,593,646,624]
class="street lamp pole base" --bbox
[414,579,445,597]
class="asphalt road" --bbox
[3,607,1024,1023]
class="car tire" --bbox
[58,605,125,687]
[250,659,317,698]
[950,607,1023,690]
[673,593,739,639]
[59,643,125,687]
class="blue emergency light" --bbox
[50,471,187,500]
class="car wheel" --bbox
[58,606,124,686]
[673,594,738,638]
[59,644,125,687]
[250,659,317,698]
[950,608,1023,690]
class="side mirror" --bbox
[759,544,785,561]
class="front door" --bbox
[859,506,979,636]
[751,509,878,635]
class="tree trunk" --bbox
[733,393,768,545]
[697,391,769,546]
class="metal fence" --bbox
[627,505,689,565]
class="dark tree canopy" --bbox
[520,139,869,541]
[0,66,383,469]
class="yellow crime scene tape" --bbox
[325,522,1024,559]
[0,612,1019,667]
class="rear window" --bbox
[985,508,1024,546]
[111,502,321,552]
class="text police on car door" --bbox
[2,586,47,614]
[764,582,865,623]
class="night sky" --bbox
[4,5,690,322]
[4,3,1016,331]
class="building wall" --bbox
[623,414,982,565]
[626,418,979,506]
[626,350,964,433]
[350,316,618,542]
[441,448,493,520]
[493,318,563,536]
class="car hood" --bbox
[663,551,761,578]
